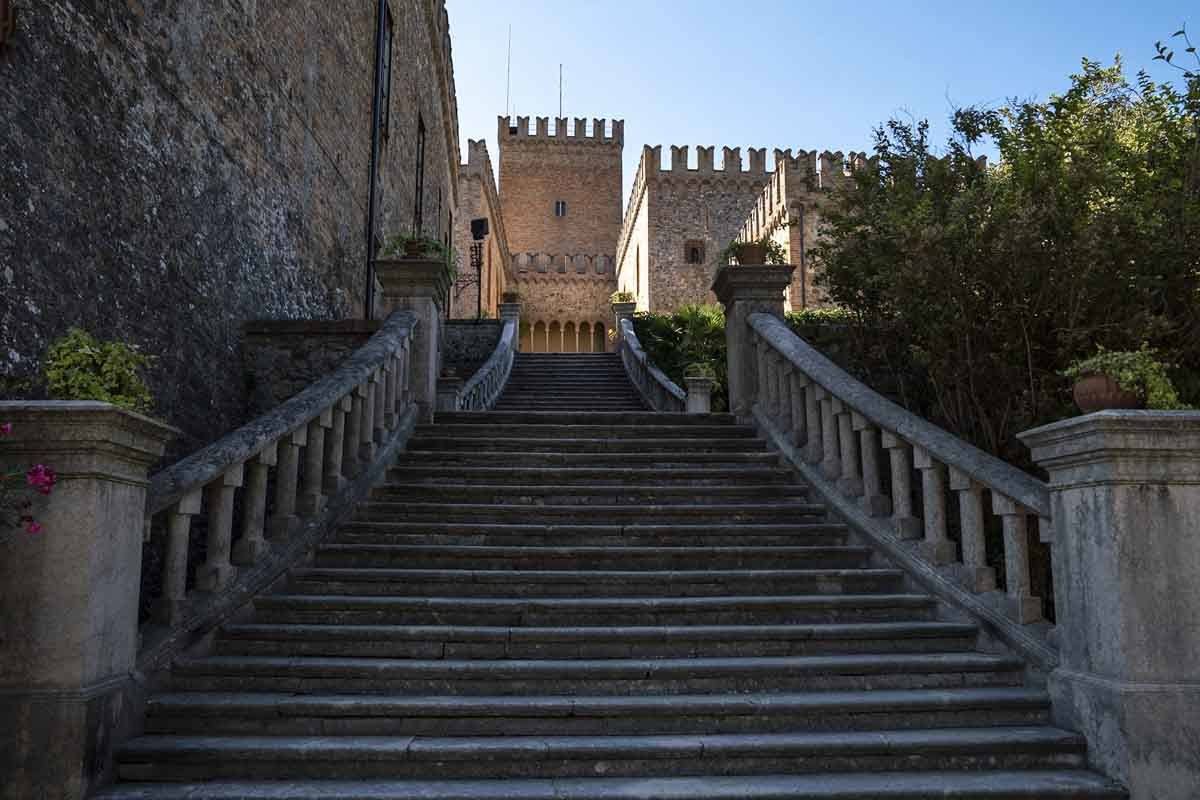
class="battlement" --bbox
[498,115,624,144]
[638,144,773,178]
[513,252,616,277]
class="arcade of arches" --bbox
[519,320,609,353]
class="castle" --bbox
[452,116,859,353]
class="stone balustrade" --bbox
[612,302,686,413]
[455,303,519,410]
[142,310,419,644]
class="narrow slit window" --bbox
[554,200,567,217]
[413,115,426,234]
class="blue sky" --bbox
[445,0,1193,204]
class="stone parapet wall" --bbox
[443,320,503,379]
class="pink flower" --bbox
[25,520,42,535]
[26,464,56,496]
[0,423,12,436]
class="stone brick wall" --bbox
[617,145,769,313]
[241,321,381,416]
[0,0,459,454]
[443,319,502,378]
[513,272,616,353]
[498,116,623,256]
[451,140,513,319]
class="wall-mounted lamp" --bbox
[0,0,16,52]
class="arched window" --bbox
[533,321,547,353]
[519,321,532,353]
[579,322,592,352]
[563,322,578,353]
[548,321,562,353]
[685,240,705,264]
[593,322,607,353]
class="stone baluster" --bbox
[852,413,891,516]
[912,446,956,564]
[372,367,386,442]
[157,490,203,624]
[324,395,351,494]
[195,464,245,591]
[344,383,365,478]
[271,426,307,538]
[948,468,997,592]
[754,338,771,415]
[774,354,792,436]
[881,432,922,539]
[814,387,840,479]
[831,398,863,497]
[232,443,278,566]
[788,372,807,446]
[299,409,333,514]
[359,374,377,459]
[992,494,1041,622]
[383,354,399,428]
[802,378,822,462]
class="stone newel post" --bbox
[374,258,451,423]
[1020,410,1200,799]
[711,265,795,417]
[684,376,715,414]
[0,402,176,799]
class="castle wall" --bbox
[615,153,650,309]
[0,1,460,454]
[452,140,512,318]
[512,258,617,353]
[498,116,624,257]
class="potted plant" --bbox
[1063,345,1186,413]
[610,290,635,304]
[720,236,787,266]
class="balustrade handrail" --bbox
[618,317,686,411]
[458,316,517,410]
[749,312,1049,516]
[146,312,418,516]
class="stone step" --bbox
[250,593,941,627]
[116,727,1085,781]
[368,484,806,506]
[314,544,864,570]
[491,404,648,411]
[353,501,827,525]
[384,465,797,487]
[213,621,979,659]
[143,687,1049,736]
[398,450,781,468]
[285,568,905,598]
[433,412,737,426]
[402,437,767,453]
[91,769,1130,799]
[414,424,756,439]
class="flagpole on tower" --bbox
[505,25,512,118]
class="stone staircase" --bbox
[492,353,647,411]
[99,368,1125,797]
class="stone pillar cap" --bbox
[711,265,795,307]
[374,258,453,299]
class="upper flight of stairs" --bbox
[98,363,1124,798]
[492,353,646,411]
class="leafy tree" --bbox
[813,45,1200,466]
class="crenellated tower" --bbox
[497,115,624,258]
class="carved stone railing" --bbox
[747,310,1055,664]
[617,316,685,412]
[139,310,419,666]
[457,305,518,410]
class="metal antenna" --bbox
[559,64,563,118]
[505,25,512,117]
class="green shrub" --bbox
[1063,345,1188,410]
[378,233,458,281]
[632,305,728,410]
[610,290,635,304]
[719,236,788,265]
[785,306,856,327]
[44,328,154,413]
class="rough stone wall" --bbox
[634,145,771,312]
[614,152,650,308]
[0,0,459,455]
[452,140,512,319]
[442,320,502,378]
[241,320,380,415]
[497,116,623,256]
[740,150,867,309]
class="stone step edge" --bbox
[146,687,1049,718]
[117,727,1086,763]
[90,769,1128,799]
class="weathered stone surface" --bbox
[443,320,502,380]
[0,402,175,799]
[452,141,514,319]
[1021,411,1200,799]
[242,320,381,415]
[0,1,459,455]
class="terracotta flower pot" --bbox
[736,244,768,265]
[1072,373,1143,414]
